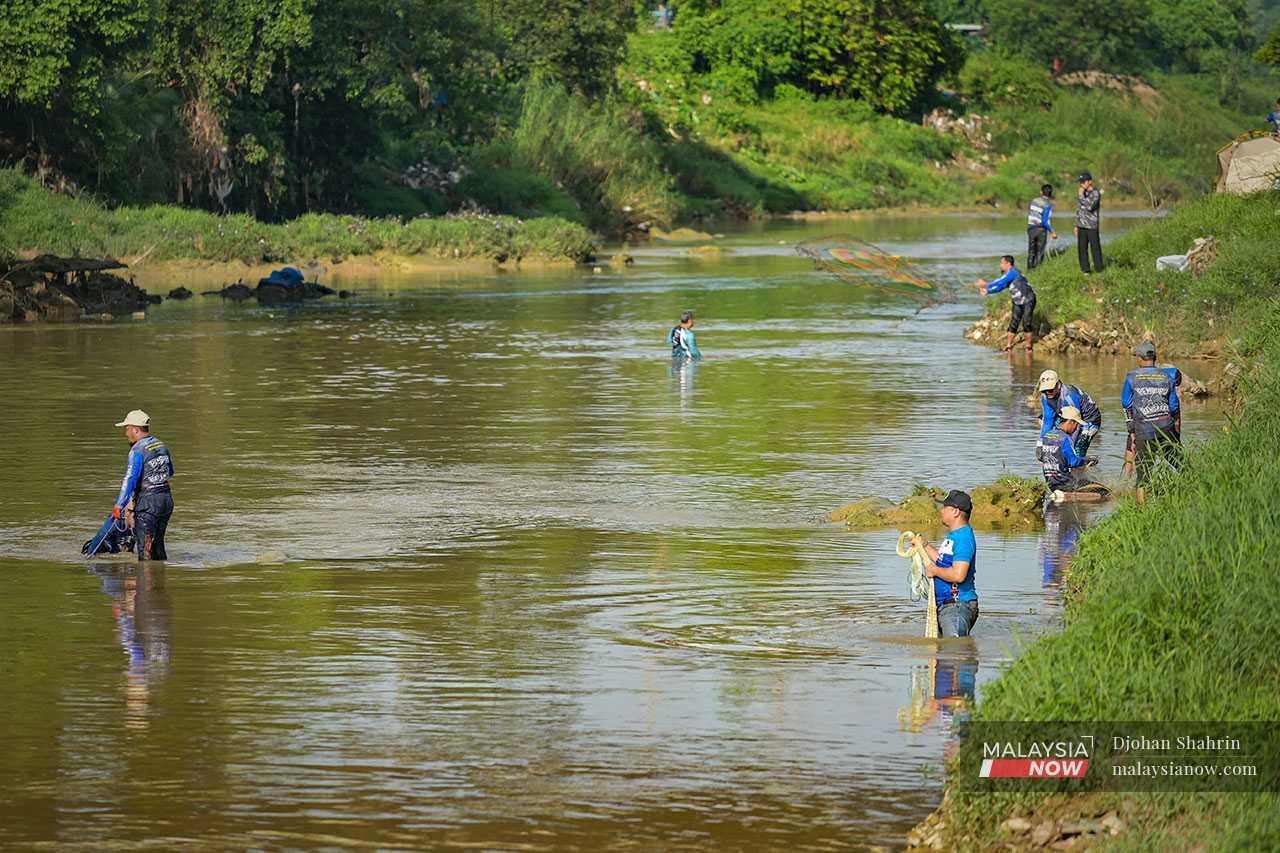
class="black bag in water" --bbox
[82,515,136,556]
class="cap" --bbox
[1134,340,1157,359]
[1077,171,1093,182]
[1037,369,1060,392]
[114,409,151,428]
[940,489,973,514]
[1058,405,1086,425]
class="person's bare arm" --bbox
[927,559,970,584]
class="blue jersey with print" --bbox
[115,435,175,509]
[985,268,1034,305]
[934,524,977,604]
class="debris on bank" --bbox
[825,479,1047,532]
[0,255,159,323]
[202,266,336,304]
[907,792,1132,850]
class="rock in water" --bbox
[651,226,715,243]
[168,286,194,300]
[203,282,254,300]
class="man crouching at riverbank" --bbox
[112,410,175,560]
[912,490,979,637]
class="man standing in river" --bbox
[1122,341,1181,504]
[912,490,978,638]
[669,311,703,361]
[112,410,175,560]
[1038,369,1102,458]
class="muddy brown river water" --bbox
[0,213,1223,849]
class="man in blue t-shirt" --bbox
[1268,98,1280,134]
[911,490,979,637]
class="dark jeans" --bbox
[1027,227,1049,269]
[938,599,979,637]
[1077,227,1103,273]
[134,491,173,560]
[1135,431,1182,487]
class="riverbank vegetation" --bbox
[972,190,1280,362]
[3,0,1278,252]
[917,306,1280,849]
[0,169,596,264]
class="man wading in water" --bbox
[669,310,703,361]
[1122,341,1182,504]
[1037,405,1089,495]
[977,255,1036,352]
[1038,369,1102,458]
[112,410,175,560]
[911,491,978,638]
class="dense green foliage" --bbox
[0,0,633,218]
[0,168,595,263]
[667,0,963,113]
[983,0,1254,73]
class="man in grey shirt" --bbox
[1074,171,1103,274]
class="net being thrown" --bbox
[797,236,939,295]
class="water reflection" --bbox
[1041,503,1089,589]
[92,563,172,728]
[670,357,697,408]
[899,641,979,735]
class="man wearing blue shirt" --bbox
[1268,98,1280,134]
[1037,406,1088,493]
[1026,184,1058,270]
[1121,341,1181,503]
[911,490,978,638]
[1037,369,1102,457]
[977,255,1036,353]
[111,410,175,560]
[669,311,703,361]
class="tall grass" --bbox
[937,306,1280,846]
[0,168,596,264]
[994,191,1280,343]
[510,83,681,231]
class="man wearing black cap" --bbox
[1121,341,1182,503]
[1074,172,1103,274]
[911,490,979,637]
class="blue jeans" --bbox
[938,599,979,637]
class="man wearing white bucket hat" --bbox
[1036,369,1101,458]
[112,410,175,560]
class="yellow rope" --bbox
[897,530,939,638]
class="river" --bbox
[0,213,1223,849]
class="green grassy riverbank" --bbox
[0,168,597,267]
[917,192,1280,848]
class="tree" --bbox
[0,0,146,113]
[1258,25,1280,66]
[672,0,963,113]
[983,0,1152,72]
